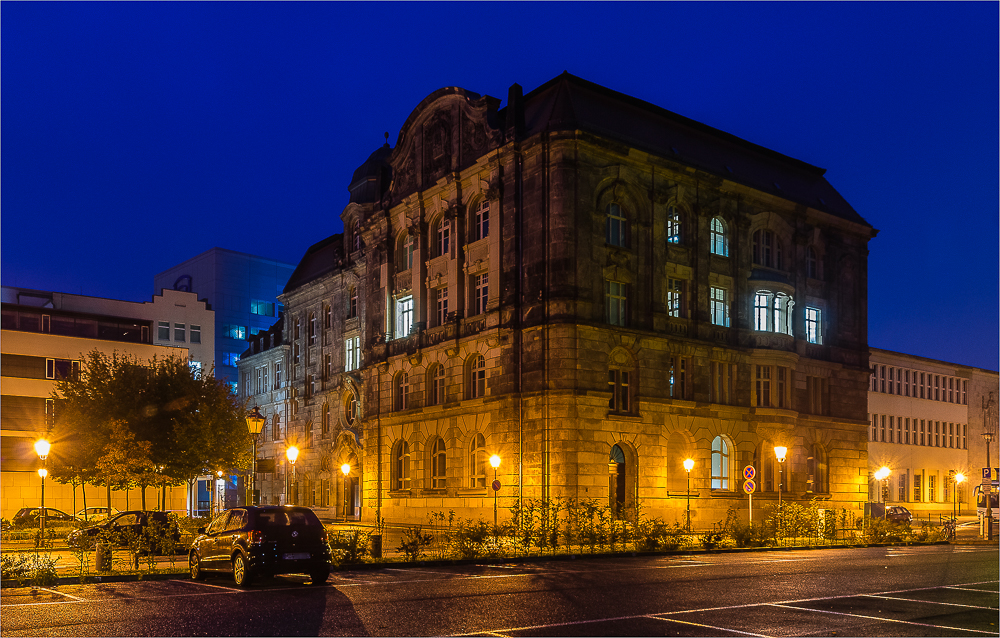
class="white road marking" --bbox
[769,602,999,635]
[173,579,244,592]
[865,593,999,609]
[650,616,772,637]
[36,587,84,602]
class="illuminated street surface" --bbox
[1,545,996,637]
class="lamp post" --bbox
[286,446,299,506]
[683,458,694,532]
[341,463,351,521]
[773,447,787,507]
[982,392,997,541]
[955,473,965,516]
[215,470,223,517]
[954,472,965,520]
[246,406,265,506]
[490,455,501,532]
[34,439,50,536]
[874,466,891,519]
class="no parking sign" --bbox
[743,466,756,523]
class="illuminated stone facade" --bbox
[244,73,876,527]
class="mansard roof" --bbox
[283,233,343,293]
[505,72,868,227]
[348,143,392,205]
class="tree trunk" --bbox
[108,483,112,515]
[141,485,147,510]
[72,480,77,520]
[82,480,87,521]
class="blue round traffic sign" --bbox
[743,465,755,480]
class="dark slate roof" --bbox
[348,144,392,204]
[509,72,868,227]
[240,315,284,359]
[283,233,343,293]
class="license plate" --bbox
[283,552,310,560]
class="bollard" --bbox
[370,534,382,559]
[95,542,112,572]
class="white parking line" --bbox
[651,616,771,637]
[178,579,244,592]
[36,587,84,602]
[769,603,999,635]
[865,593,999,609]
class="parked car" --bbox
[67,510,181,553]
[885,506,913,524]
[189,506,332,587]
[11,507,75,527]
[76,506,120,522]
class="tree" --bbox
[51,350,252,509]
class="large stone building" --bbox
[240,73,877,527]
[0,286,211,518]
[867,348,999,516]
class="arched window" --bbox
[752,229,783,269]
[610,444,627,513]
[430,437,447,488]
[666,206,681,244]
[435,218,451,257]
[710,217,728,256]
[344,392,358,425]
[606,203,628,248]
[809,444,828,493]
[393,440,410,491]
[753,291,794,335]
[348,287,358,319]
[321,402,330,436]
[807,247,819,279]
[711,436,731,490]
[308,313,317,345]
[468,355,486,399]
[394,372,409,411]
[428,363,445,406]
[398,233,414,270]
[469,432,486,488]
[471,199,489,241]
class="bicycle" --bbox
[942,518,957,540]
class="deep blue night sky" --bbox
[2,2,997,370]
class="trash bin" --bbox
[95,542,112,572]
[370,534,382,559]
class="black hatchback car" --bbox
[189,506,332,587]
[67,511,182,552]
[12,507,75,527]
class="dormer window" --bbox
[752,230,783,269]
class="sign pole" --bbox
[743,465,756,525]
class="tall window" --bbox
[710,286,729,327]
[321,403,330,436]
[394,372,409,411]
[428,364,445,406]
[752,229,782,269]
[472,200,489,241]
[711,436,730,490]
[468,354,486,399]
[608,368,630,412]
[393,441,410,491]
[353,220,362,252]
[807,247,819,279]
[473,273,488,316]
[348,287,358,319]
[345,336,360,371]
[805,307,823,344]
[667,279,685,318]
[469,433,487,488]
[399,233,414,270]
[809,445,828,493]
[606,203,628,247]
[666,205,681,244]
[308,313,317,345]
[324,304,332,329]
[710,217,728,256]
[436,288,449,326]
[274,361,281,388]
[395,296,413,339]
[606,280,628,327]
[436,218,451,257]
[271,414,281,441]
[711,362,734,404]
[753,291,794,334]
[755,365,772,407]
[668,356,689,399]
[431,437,447,488]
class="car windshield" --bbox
[256,510,319,527]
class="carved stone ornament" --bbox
[408,352,422,366]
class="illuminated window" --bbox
[711,436,730,490]
[344,336,360,372]
[805,307,823,344]
[395,296,413,339]
[666,206,681,244]
[667,279,685,318]
[469,433,486,488]
[250,300,275,316]
[710,217,728,256]
[606,203,628,247]
[710,286,729,327]
[753,291,794,335]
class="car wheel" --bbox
[189,552,206,580]
[310,567,330,586]
[233,553,253,587]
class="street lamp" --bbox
[341,463,351,521]
[286,446,299,506]
[246,406,265,506]
[954,472,965,520]
[490,455,501,532]
[774,447,787,507]
[874,466,891,519]
[35,439,50,536]
[955,473,965,517]
[215,470,224,517]
[683,458,694,531]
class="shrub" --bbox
[397,526,433,562]
[329,529,370,565]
